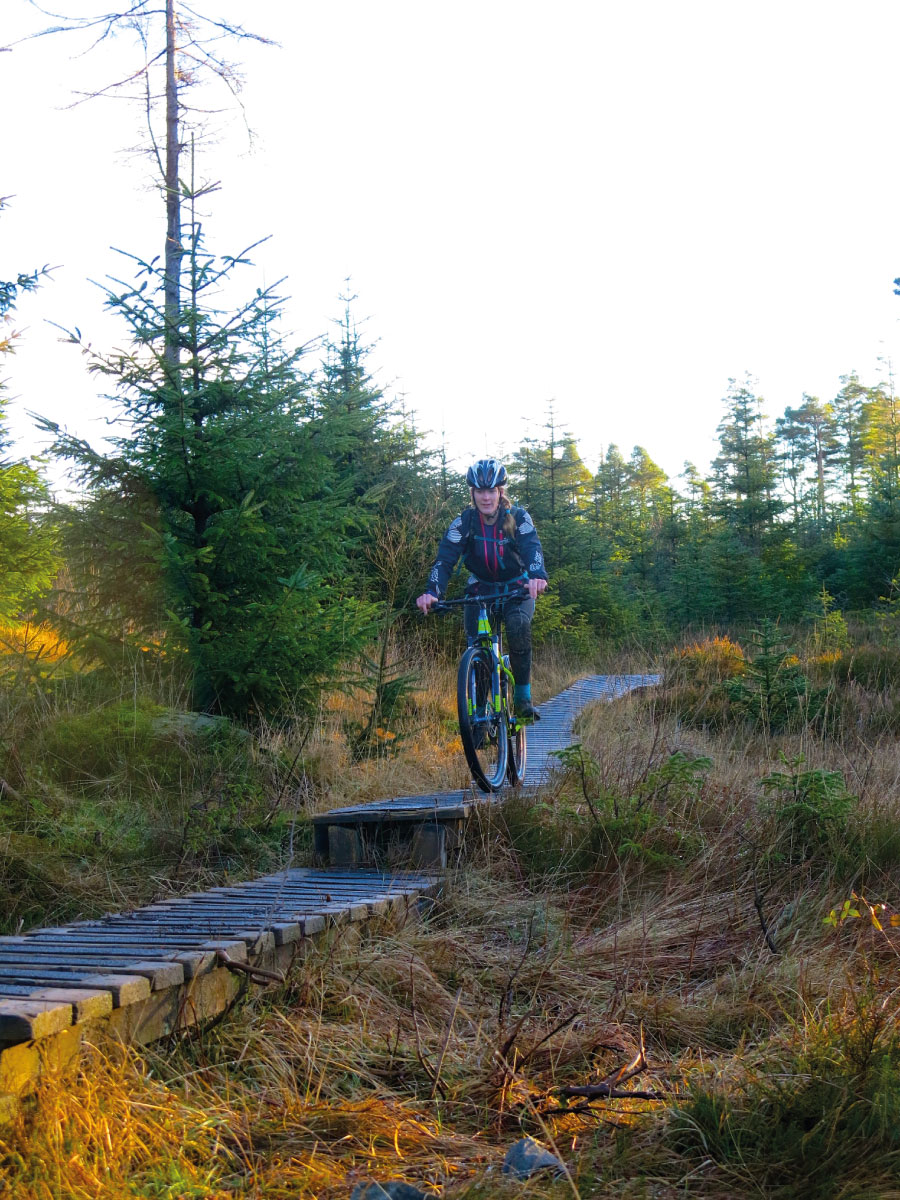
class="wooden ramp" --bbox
[313,673,658,867]
[0,671,657,1108]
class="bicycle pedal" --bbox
[516,705,540,723]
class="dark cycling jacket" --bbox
[425,505,548,598]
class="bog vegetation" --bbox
[3,628,900,1198]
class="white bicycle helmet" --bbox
[466,458,508,488]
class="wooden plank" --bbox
[0,1000,73,1041]
[203,879,427,896]
[150,884,417,904]
[135,898,352,915]
[0,987,113,1023]
[158,893,390,918]
[122,900,370,923]
[0,969,150,1006]
[26,931,243,949]
[273,869,439,884]
[20,940,234,977]
[73,915,325,940]
[0,951,184,989]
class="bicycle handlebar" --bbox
[421,585,530,615]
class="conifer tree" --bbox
[0,405,58,622]
[861,374,900,518]
[775,395,838,534]
[831,373,868,517]
[711,379,783,550]
[40,235,373,716]
[313,294,429,512]
[311,293,438,602]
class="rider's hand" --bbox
[416,592,438,614]
[526,578,548,601]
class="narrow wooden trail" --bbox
[0,672,656,1108]
[312,674,658,865]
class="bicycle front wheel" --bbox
[506,701,527,787]
[457,646,508,792]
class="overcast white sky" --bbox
[4,0,900,490]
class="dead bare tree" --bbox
[11,1,275,362]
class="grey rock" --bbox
[350,1182,429,1200]
[501,1136,566,1178]
[152,711,248,739]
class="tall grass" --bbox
[5,629,900,1195]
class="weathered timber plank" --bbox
[0,953,184,990]
[0,970,150,1006]
[89,916,327,940]
[0,1000,74,1041]
[134,900,372,924]
[0,987,113,1023]
[25,931,249,951]
[18,944,230,978]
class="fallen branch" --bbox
[751,859,779,955]
[543,1086,668,1113]
[738,833,780,955]
[554,1026,667,1105]
[516,1009,583,1069]
[215,949,284,986]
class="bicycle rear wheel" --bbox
[457,646,508,792]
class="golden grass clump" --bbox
[666,635,746,686]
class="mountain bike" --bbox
[428,591,527,793]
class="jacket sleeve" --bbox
[515,509,548,581]
[426,514,466,597]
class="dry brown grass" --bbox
[5,649,900,1197]
[271,641,591,816]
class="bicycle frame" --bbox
[433,591,520,723]
[470,597,517,724]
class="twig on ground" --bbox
[550,1025,667,1108]
[215,949,285,986]
[751,859,779,955]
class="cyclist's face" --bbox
[472,486,500,516]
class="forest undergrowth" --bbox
[2,622,900,1196]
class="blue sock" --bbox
[514,683,531,704]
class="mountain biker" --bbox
[416,457,548,719]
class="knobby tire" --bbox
[457,646,508,792]
[506,696,527,786]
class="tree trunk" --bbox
[164,0,181,369]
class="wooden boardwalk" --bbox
[522,674,657,782]
[313,673,658,866]
[0,672,656,1108]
